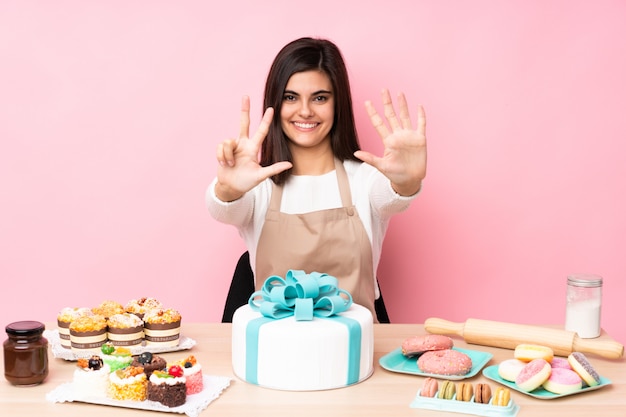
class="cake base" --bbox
[232,304,374,391]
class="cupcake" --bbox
[131,352,166,378]
[57,307,93,349]
[147,366,187,407]
[72,356,110,399]
[101,342,133,372]
[107,313,144,346]
[143,308,181,347]
[125,297,162,319]
[107,365,147,401]
[175,355,203,394]
[92,300,125,319]
[69,315,108,353]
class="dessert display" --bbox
[107,313,144,346]
[57,307,94,349]
[483,344,610,398]
[231,271,374,391]
[69,315,108,352]
[143,308,182,347]
[72,356,110,398]
[131,351,166,378]
[147,366,187,407]
[100,343,133,372]
[107,365,148,401]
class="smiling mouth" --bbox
[293,122,318,129]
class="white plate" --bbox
[46,375,231,417]
[44,329,196,361]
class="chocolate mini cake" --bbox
[131,352,166,378]
[148,367,186,407]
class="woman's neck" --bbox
[290,147,335,176]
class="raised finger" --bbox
[382,89,402,131]
[416,104,426,136]
[397,92,413,130]
[365,100,391,138]
[250,106,274,146]
[239,96,251,139]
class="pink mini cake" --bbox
[57,307,93,349]
[125,297,163,319]
[143,308,182,347]
[174,355,203,394]
[107,313,144,346]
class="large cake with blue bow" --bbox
[231,270,374,391]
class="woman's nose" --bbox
[298,101,313,117]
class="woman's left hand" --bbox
[354,89,427,196]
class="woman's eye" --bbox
[283,94,296,101]
[314,96,327,102]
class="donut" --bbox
[417,349,473,376]
[542,367,583,394]
[420,377,438,398]
[550,357,572,370]
[515,358,552,392]
[498,358,526,382]
[568,352,601,387]
[437,380,456,400]
[474,383,492,404]
[456,382,473,402]
[514,344,554,363]
[401,335,453,357]
[492,387,511,406]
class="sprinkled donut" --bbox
[417,349,473,376]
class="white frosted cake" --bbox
[232,303,374,391]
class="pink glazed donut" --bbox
[542,368,582,394]
[515,358,552,392]
[417,349,473,376]
[401,335,454,357]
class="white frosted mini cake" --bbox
[231,271,374,391]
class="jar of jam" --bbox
[4,321,49,386]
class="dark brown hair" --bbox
[261,37,361,185]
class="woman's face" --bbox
[280,70,334,152]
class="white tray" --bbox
[46,375,230,417]
[44,329,196,361]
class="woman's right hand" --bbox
[214,96,292,202]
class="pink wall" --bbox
[1,1,625,345]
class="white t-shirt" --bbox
[206,160,419,296]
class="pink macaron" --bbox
[515,358,552,392]
[542,367,582,394]
[420,377,439,397]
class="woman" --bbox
[207,37,427,322]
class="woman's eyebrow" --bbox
[283,89,333,96]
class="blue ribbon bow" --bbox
[248,270,352,321]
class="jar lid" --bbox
[567,274,603,288]
[5,321,45,336]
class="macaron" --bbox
[568,352,601,387]
[542,367,583,394]
[456,382,473,402]
[514,344,554,363]
[437,380,456,400]
[474,383,492,404]
[492,387,511,406]
[420,377,438,398]
[515,358,552,392]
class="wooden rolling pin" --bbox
[424,317,624,359]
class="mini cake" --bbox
[131,352,166,378]
[73,356,110,399]
[69,315,108,353]
[92,300,125,319]
[101,342,133,372]
[174,355,203,394]
[147,366,187,407]
[143,308,182,347]
[107,313,144,346]
[125,297,162,319]
[107,365,147,401]
[57,307,93,349]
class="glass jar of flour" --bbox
[565,274,602,338]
